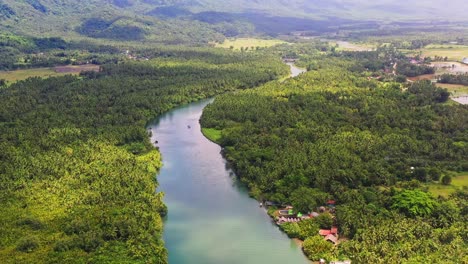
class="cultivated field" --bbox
[215,38,286,50]
[0,68,67,83]
[431,61,468,73]
[0,65,100,83]
[428,173,468,198]
[437,83,468,95]
[420,44,468,61]
[334,41,375,51]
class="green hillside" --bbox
[192,0,468,21]
[0,0,228,44]
[1,0,467,44]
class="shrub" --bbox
[18,218,43,230]
[280,222,301,238]
[298,219,320,240]
[16,236,39,252]
[441,175,452,185]
[315,213,334,229]
[302,235,334,261]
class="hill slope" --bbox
[191,0,468,21]
[1,0,467,43]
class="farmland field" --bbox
[334,41,375,51]
[0,68,68,83]
[427,173,468,198]
[0,65,100,83]
[215,38,286,50]
[420,45,468,61]
[437,83,468,95]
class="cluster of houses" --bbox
[267,199,352,263]
[274,200,340,245]
[319,226,339,245]
[123,50,150,61]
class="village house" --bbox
[319,226,339,245]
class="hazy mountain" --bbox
[0,0,466,42]
[182,0,468,21]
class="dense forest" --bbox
[201,51,468,262]
[0,48,288,263]
[0,33,125,70]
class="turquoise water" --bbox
[149,99,309,264]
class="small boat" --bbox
[187,125,191,129]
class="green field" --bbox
[0,68,71,83]
[215,38,286,50]
[202,128,222,143]
[427,173,468,197]
[420,45,468,61]
[333,41,375,51]
[437,83,468,95]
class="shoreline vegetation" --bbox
[201,127,223,143]
[0,48,289,263]
[201,43,468,263]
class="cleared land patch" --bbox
[334,41,375,51]
[202,128,222,143]
[427,173,468,198]
[437,83,468,94]
[215,38,286,50]
[420,45,468,61]
[0,65,100,83]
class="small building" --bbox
[319,227,338,236]
[325,234,338,245]
[319,229,332,236]
[331,226,338,235]
[310,212,320,218]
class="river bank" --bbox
[149,99,309,264]
[149,62,309,264]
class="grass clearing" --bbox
[202,128,222,143]
[215,38,286,50]
[0,65,99,83]
[437,83,468,94]
[420,46,468,61]
[0,68,70,83]
[333,41,375,51]
[427,173,468,198]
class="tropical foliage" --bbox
[201,51,468,262]
[0,48,288,263]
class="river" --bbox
[148,64,309,264]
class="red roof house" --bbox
[331,226,338,235]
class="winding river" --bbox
[149,64,308,264]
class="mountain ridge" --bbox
[0,0,467,43]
